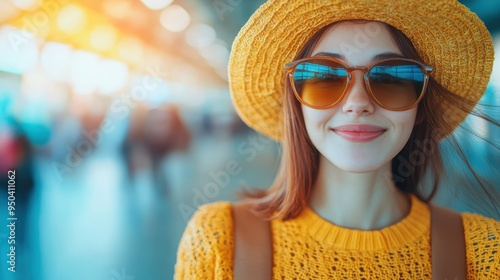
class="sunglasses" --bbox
[285,57,434,111]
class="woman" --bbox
[175,0,499,278]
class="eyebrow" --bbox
[313,52,345,60]
[313,51,405,62]
[373,52,406,60]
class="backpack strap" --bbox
[232,201,272,280]
[430,203,467,280]
[232,201,466,280]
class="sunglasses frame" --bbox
[285,57,434,111]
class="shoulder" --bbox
[461,213,500,278]
[462,212,500,239]
[188,201,233,226]
[175,201,234,279]
[182,201,234,250]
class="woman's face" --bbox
[302,21,417,172]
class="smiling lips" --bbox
[332,124,386,142]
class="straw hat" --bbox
[228,0,494,141]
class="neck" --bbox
[308,156,411,230]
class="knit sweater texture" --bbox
[174,195,500,279]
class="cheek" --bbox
[302,105,337,129]
[387,108,418,138]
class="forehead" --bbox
[311,21,401,64]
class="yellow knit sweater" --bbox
[174,195,500,279]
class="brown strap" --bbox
[430,204,467,280]
[232,201,272,280]
[232,201,466,279]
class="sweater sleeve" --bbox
[174,201,234,280]
[462,213,500,279]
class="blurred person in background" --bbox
[122,103,191,194]
[0,124,34,247]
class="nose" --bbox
[341,71,375,115]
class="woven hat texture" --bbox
[228,0,494,141]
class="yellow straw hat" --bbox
[229,0,494,141]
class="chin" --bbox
[325,155,386,173]
[336,164,382,173]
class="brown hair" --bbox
[243,21,499,220]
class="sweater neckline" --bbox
[296,195,429,251]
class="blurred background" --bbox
[0,0,498,279]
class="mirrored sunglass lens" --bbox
[368,62,425,109]
[293,60,348,107]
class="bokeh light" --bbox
[69,50,100,95]
[118,36,145,65]
[0,1,21,22]
[199,41,229,68]
[141,0,174,11]
[102,0,132,19]
[0,26,39,75]
[57,4,86,35]
[96,59,129,95]
[40,42,73,82]
[10,0,41,11]
[160,5,190,32]
[90,25,117,51]
[185,23,216,49]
